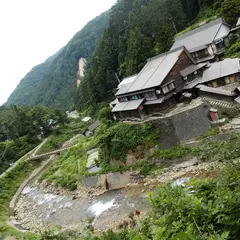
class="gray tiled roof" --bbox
[116,82,133,95]
[201,58,240,83]
[198,85,236,96]
[118,75,137,88]
[180,62,207,77]
[88,120,101,132]
[111,99,144,112]
[171,18,224,52]
[116,47,187,96]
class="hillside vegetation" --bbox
[76,0,239,110]
[7,51,62,106]
[0,105,67,174]
[6,0,239,110]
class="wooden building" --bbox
[111,46,195,120]
[171,18,230,63]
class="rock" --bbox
[72,195,77,200]
[126,154,137,166]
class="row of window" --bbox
[118,81,176,103]
[118,91,157,102]
[162,82,175,94]
[207,74,239,88]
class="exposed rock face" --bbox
[76,57,86,87]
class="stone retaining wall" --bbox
[150,102,211,148]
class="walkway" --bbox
[30,144,78,160]
[201,97,236,109]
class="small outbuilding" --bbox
[83,120,101,137]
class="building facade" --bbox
[111,47,195,120]
[171,18,230,63]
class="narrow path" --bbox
[30,143,78,160]
[0,139,48,179]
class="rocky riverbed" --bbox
[12,156,237,233]
[12,183,149,232]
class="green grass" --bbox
[153,134,240,163]
[36,121,87,155]
[196,127,220,140]
[0,153,40,239]
[39,137,97,190]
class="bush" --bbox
[98,107,112,121]
[147,164,240,239]
[98,123,157,167]
[225,40,240,58]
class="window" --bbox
[216,41,225,50]
[237,73,240,81]
[162,86,168,94]
[130,95,138,100]
[161,81,175,94]
[145,91,157,100]
[225,77,230,84]
[119,97,128,102]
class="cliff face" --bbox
[77,57,86,87]
[7,12,109,109]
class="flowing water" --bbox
[15,185,149,231]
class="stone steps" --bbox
[201,98,235,109]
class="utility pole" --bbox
[169,15,177,35]
[114,72,121,84]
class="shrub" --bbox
[225,40,240,58]
[98,123,157,167]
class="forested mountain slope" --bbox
[7,0,238,110]
[76,0,239,109]
[7,12,109,109]
[7,50,62,106]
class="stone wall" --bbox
[150,102,211,148]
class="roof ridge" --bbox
[175,18,222,41]
[147,46,185,62]
[129,47,185,93]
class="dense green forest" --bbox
[6,0,239,111]
[76,0,239,109]
[0,105,67,174]
[7,12,109,109]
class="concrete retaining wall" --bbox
[184,130,240,148]
[81,172,130,190]
[150,103,211,148]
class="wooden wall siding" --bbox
[145,97,176,115]
[162,51,193,91]
[207,74,237,87]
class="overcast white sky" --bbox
[0,0,116,105]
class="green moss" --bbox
[196,127,220,140]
